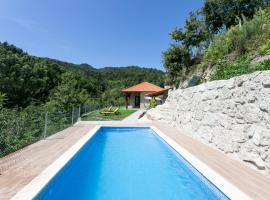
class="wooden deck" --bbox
[0,122,269,200]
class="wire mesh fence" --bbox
[44,109,72,138]
[0,104,103,159]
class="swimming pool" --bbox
[34,127,229,200]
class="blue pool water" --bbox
[35,127,229,200]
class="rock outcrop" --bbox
[142,71,270,175]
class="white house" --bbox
[122,82,169,110]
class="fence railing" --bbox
[0,104,103,158]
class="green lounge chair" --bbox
[99,106,113,114]
[100,107,119,115]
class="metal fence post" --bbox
[44,112,48,139]
[78,106,81,122]
[71,107,74,125]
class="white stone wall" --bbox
[143,71,270,175]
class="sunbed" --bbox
[100,107,119,115]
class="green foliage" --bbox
[0,42,165,109]
[171,11,209,50]
[0,106,45,157]
[211,57,270,80]
[0,92,7,109]
[259,39,270,55]
[49,72,90,109]
[0,42,165,157]
[0,42,94,108]
[98,66,165,106]
[149,97,157,108]
[203,33,233,65]
[210,57,252,80]
[0,105,74,157]
[163,45,191,84]
[164,0,269,84]
[254,59,270,70]
[204,9,270,65]
[203,0,269,33]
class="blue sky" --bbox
[0,0,203,69]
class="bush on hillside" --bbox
[259,39,270,55]
[254,59,270,70]
[0,106,45,157]
[211,57,270,80]
[0,92,7,109]
[204,9,270,65]
[0,105,75,157]
[210,57,252,80]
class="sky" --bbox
[0,0,203,69]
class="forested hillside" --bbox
[0,42,164,156]
[0,42,164,109]
[163,0,270,87]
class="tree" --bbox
[163,45,191,85]
[0,92,7,109]
[171,11,209,51]
[0,42,165,110]
[203,0,269,33]
[49,72,90,109]
[164,12,207,85]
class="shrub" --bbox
[211,57,270,81]
[149,98,157,108]
[254,59,270,70]
[0,105,73,157]
[259,39,270,55]
[203,34,233,65]
[0,106,45,157]
[210,57,252,80]
[0,92,7,109]
[204,9,270,65]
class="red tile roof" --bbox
[146,88,170,97]
[122,82,164,93]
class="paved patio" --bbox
[0,122,270,200]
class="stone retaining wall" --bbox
[143,71,270,175]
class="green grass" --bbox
[81,108,137,121]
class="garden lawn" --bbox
[81,108,137,121]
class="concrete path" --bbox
[121,109,145,122]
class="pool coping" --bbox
[11,125,252,200]
[11,126,101,200]
[150,126,252,200]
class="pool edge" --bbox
[150,126,252,200]
[11,125,101,200]
[11,125,252,200]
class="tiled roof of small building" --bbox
[122,82,164,93]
